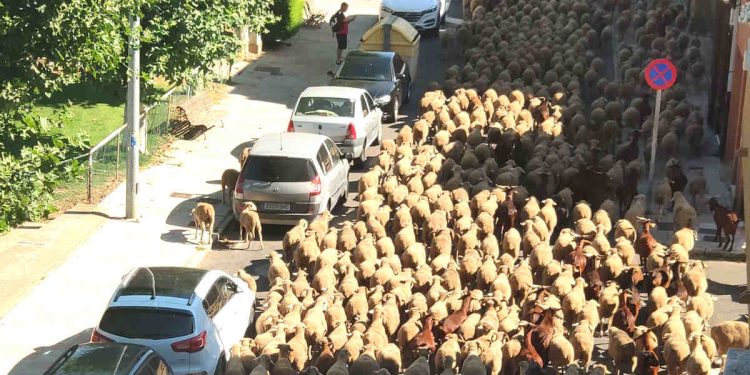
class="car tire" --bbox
[214,354,226,375]
[403,81,412,104]
[354,138,368,169]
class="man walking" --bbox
[330,2,356,66]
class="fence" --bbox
[56,84,198,207]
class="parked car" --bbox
[380,0,446,34]
[289,86,382,167]
[232,133,350,225]
[45,342,174,375]
[91,267,255,375]
[330,50,411,122]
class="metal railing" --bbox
[57,84,197,204]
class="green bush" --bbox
[265,0,305,41]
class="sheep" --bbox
[570,322,595,368]
[711,321,750,358]
[236,269,257,293]
[192,202,215,245]
[239,202,264,249]
[284,219,309,262]
[672,226,697,253]
[608,327,637,374]
[267,251,290,285]
[655,177,672,219]
[672,191,698,230]
[623,194,646,230]
[572,201,592,222]
[327,350,350,375]
[686,333,712,375]
[221,168,240,203]
[549,333,576,369]
[239,147,251,167]
[663,333,691,375]
[683,261,708,297]
[250,355,273,375]
[614,219,637,243]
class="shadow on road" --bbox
[8,328,92,375]
[707,278,746,298]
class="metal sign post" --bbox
[643,58,677,212]
[126,14,141,220]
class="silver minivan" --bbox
[232,133,350,225]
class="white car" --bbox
[289,86,382,168]
[92,267,255,375]
[380,0,447,33]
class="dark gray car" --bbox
[45,343,173,375]
[330,50,412,121]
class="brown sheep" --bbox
[192,202,215,245]
[239,202,264,249]
[221,169,240,203]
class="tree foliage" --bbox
[0,0,276,230]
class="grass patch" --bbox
[35,83,126,144]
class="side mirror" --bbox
[344,153,353,161]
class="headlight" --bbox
[426,4,438,13]
[382,5,394,13]
[374,95,392,105]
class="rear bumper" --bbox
[338,138,366,158]
[233,197,321,225]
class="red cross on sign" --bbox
[644,59,677,91]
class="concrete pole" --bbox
[126,14,141,220]
[647,89,662,210]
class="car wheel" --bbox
[354,138,368,169]
[403,81,412,104]
[214,354,226,375]
[335,181,348,214]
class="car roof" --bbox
[346,50,395,60]
[300,86,367,100]
[45,343,150,375]
[114,267,210,303]
[250,133,328,159]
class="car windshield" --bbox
[243,156,315,182]
[337,56,391,81]
[295,97,355,117]
[99,307,194,340]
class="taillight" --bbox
[235,179,244,195]
[171,331,207,353]
[310,175,322,197]
[287,119,295,132]
[345,123,356,140]
[90,330,112,343]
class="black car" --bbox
[45,343,174,375]
[330,50,411,121]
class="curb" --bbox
[691,248,746,262]
[184,207,235,268]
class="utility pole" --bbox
[126,14,141,220]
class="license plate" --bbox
[263,202,290,211]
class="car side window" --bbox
[364,93,376,111]
[394,55,405,75]
[360,95,369,117]
[203,278,232,318]
[317,145,333,174]
[325,139,342,161]
[135,354,170,375]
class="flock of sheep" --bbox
[185,0,750,374]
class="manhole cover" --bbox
[170,192,196,199]
[254,66,282,76]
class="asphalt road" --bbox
[199,1,465,297]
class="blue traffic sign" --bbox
[644,59,677,91]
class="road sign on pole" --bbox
[645,59,677,91]
[644,58,677,212]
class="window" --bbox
[325,139,342,161]
[203,277,234,318]
[337,56,392,80]
[364,93,376,111]
[317,145,333,174]
[136,355,171,375]
[243,156,316,182]
[360,95,369,117]
[393,55,405,75]
[99,307,194,339]
[295,97,355,117]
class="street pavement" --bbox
[0,0,747,373]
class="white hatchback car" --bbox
[289,86,382,168]
[92,267,255,375]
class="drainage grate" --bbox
[254,66,282,75]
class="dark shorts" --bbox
[336,33,347,50]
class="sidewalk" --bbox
[0,3,378,373]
